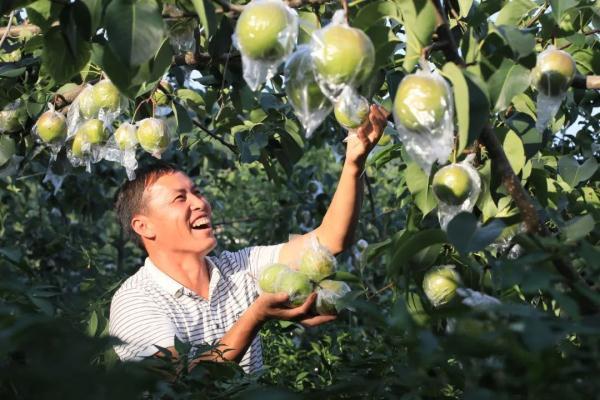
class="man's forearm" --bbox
[316,160,365,255]
[190,303,263,369]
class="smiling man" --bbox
[108,105,388,373]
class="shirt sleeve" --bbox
[218,243,284,279]
[109,287,178,361]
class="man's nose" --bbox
[190,193,208,212]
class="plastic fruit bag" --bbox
[532,47,576,132]
[392,65,454,174]
[232,0,299,91]
[310,10,374,102]
[136,117,170,158]
[284,45,332,137]
[257,263,290,294]
[315,279,351,315]
[422,264,462,308]
[67,118,110,171]
[33,104,68,160]
[298,234,337,282]
[434,155,481,230]
[103,122,139,180]
[334,86,370,131]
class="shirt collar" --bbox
[144,256,218,298]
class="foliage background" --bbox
[1,0,599,398]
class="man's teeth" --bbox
[192,218,211,228]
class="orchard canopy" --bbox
[1,0,600,398]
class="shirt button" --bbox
[174,288,184,298]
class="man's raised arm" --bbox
[278,105,389,262]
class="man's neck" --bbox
[147,251,211,299]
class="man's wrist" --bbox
[343,159,365,177]
[246,301,267,327]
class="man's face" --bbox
[139,172,217,255]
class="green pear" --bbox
[235,1,290,60]
[532,49,576,97]
[422,265,461,307]
[137,118,169,154]
[394,74,447,132]
[299,247,336,282]
[92,80,122,112]
[315,280,351,315]
[277,270,313,308]
[36,111,67,143]
[432,164,473,206]
[334,95,370,130]
[312,25,375,86]
[77,119,107,145]
[114,123,138,150]
[258,263,289,293]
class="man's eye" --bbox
[175,195,185,201]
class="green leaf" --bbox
[298,11,320,44]
[354,0,401,30]
[398,0,437,72]
[26,0,63,31]
[0,65,26,78]
[405,161,437,216]
[503,131,526,174]
[87,310,98,337]
[549,0,578,22]
[561,214,595,242]
[446,213,505,255]
[442,63,490,154]
[390,229,447,275]
[173,102,194,135]
[488,61,530,112]
[104,0,165,67]
[42,26,91,83]
[97,38,172,98]
[191,0,217,40]
[558,156,598,188]
[495,0,536,26]
[1,0,37,14]
[59,1,92,55]
[493,25,535,59]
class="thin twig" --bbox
[0,11,15,49]
[340,0,349,23]
[525,2,548,28]
[191,118,238,154]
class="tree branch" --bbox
[432,0,543,233]
[191,118,238,154]
[430,0,598,313]
[0,23,41,38]
[0,11,15,49]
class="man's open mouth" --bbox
[191,217,211,230]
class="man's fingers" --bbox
[270,292,290,305]
[300,314,337,328]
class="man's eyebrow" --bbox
[171,187,201,194]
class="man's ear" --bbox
[131,214,156,241]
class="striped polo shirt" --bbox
[108,244,283,373]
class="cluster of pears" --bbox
[258,246,351,315]
[235,1,374,132]
[33,80,170,158]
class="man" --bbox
[109,105,388,373]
